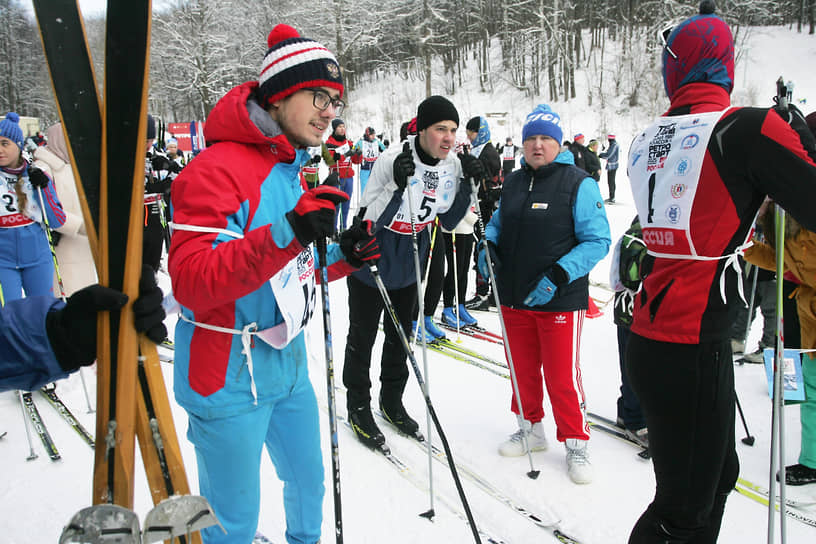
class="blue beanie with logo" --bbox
[522,105,562,144]
[0,112,25,150]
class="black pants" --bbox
[421,228,446,318]
[607,169,618,200]
[343,275,416,410]
[473,201,495,296]
[626,334,739,543]
[442,232,474,307]
[143,201,165,272]
[616,326,645,430]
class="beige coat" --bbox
[33,125,97,295]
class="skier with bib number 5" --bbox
[343,95,484,451]
[168,25,379,544]
[625,2,816,542]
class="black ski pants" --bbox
[607,168,618,200]
[442,232,474,308]
[626,334,739,544]
[343,275,416,411]
[143,200,165,272]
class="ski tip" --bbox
[419,508,435,521]
[527,469,541,480]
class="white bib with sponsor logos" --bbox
[264,247,317,348]
[386,161,459,234]
[627,110,725,258]
[1,171,39,228]
[502,145,515,161]
[360,139,381,164]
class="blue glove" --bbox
[477,241,500,279]
[524,274,558,307]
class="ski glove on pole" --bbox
[133,264,168,344]
[775,103,816,158]
[46,264,169,372]
[477,240,501,279]
[458,152,486,186]
[523,265,569,307]
[340,217,380,268]
[28,166,51,188]
[286,185,349,247]
[393,142,415,191]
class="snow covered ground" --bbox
[1,24,815,544]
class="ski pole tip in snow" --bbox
[419,508,435,521]
[527,469,540,480]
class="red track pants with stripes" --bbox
[502,306,590,442]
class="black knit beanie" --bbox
[416,96,459,132]
[465,116,481,132]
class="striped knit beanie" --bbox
[258,24,344,107]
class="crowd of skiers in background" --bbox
[3,1,816,542]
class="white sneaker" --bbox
[565,438,593,484]
[498,421,548,457]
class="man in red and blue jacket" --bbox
[169,24,378,544]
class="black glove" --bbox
[49,229,62,247]
[323,172,340,187]
[309,155,322,165]
[339,217,380,268]
[132,264,167,344]
[332,151,341,162]
[393,142,415,191]
[150,155,173,172]
[286,185,349,246]
[46,285,129,372]
[28,166,50,189]
[459,153,486,186]
[776,103,816,157]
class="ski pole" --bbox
[316,238,343,544]
[402,152,435,519]
[37,185,95,413]
[369,264,482,543]
[452,231,461,342]
[738,263,759,366]
[735,392,755,446]
[768,200,788,544]
[472,192,540,480]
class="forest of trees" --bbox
[1,0,814,128]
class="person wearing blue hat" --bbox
[0,112,66,302]
[478,104,610,484]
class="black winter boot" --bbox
[778,463,816,486]
[379,394,423,441]
[349,405,386,450]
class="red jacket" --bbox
[628,83,816,344]
[325,134,360,178]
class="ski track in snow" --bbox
[2,24,816,544]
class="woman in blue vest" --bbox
[478,104,610,484]
[0,113,66,301]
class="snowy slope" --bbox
[1,25,815,544]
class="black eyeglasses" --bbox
[659,22,678,60]
[305,88,346,116]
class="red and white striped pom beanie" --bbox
[258,24,344,106]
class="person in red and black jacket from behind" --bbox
[325,118,362,231]
[625,2,816,542]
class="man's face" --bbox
[466,129,477,143]
[506,139,512,146]
[575,136,585,146]
[271,87,338,148]
[335,124,346,137]
[418,121,458,160]
[523,135,560,170]
[145,138,155,153]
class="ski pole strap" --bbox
[645,242,752,304]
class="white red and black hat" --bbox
[258,24,343,106]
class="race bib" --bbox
[628,110,723,257]
[262,247,317,348]
[362,140,380,163]
[502,146,515,160]
[1,173,37,227]
[386,162,459,234]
